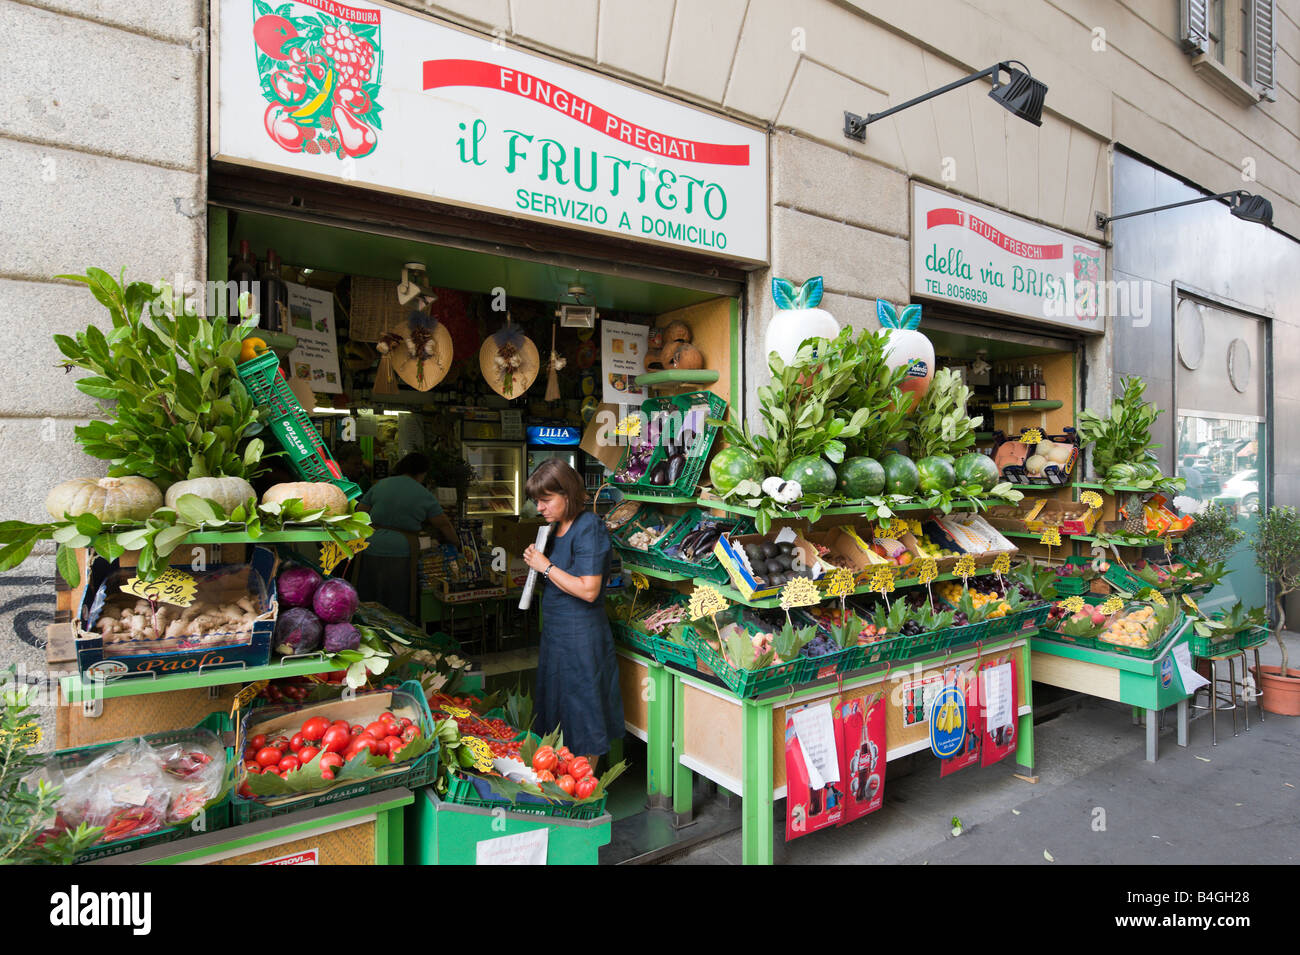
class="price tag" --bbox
[992,553,1012,576]
[917,557,939,585]
[1079,491,1104,510]
[908,520,924,537]
[0,719,41,751]
[1020,428,1044,445]
[1146,589,1168,607]
[630,572,649,592]
[869,565,896,595]
[462,736,495,772]
[1060,596,1085,614]
[1099,596,1125,615]
[320,538,369,576]
[954,554,976,581]
[613,415,642,437]
[1182,594,1201,615]
[823,568,856,599]
[229,680,269,722]
[1039,526,1062,547]
[121,569,197,608]
[780,576,822,609]
[1163,538,1175,555]
[688,584,729,620]
[442,704,474,719]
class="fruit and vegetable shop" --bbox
[0,0,1291,868]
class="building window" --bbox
[1181,0,1275,103]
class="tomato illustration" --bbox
[253,15,298,61]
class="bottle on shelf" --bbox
[259,248,288,334]
[1037,365,1048,401]
[228,240,259,321]
[1013,365,1026,401]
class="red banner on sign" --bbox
[926,207,1063,260]
[293,0,380,23]
[421,59,751,166]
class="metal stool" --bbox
[1192,650,1248,745]
[1241,643,1266,725]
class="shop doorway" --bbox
[1173,291,1270,611]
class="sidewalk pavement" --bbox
[666,630,1299,865]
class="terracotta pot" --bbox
[1254,664,1300,717]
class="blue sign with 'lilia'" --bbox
[527,426,582,446]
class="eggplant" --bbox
[647,460,671,486]
[666,452,687,485]
[678,429,697,455]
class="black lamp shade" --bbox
[1231,193,1273,226]
[989,66,1047,126]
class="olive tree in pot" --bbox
[1251,505,1300,715]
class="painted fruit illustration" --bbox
[764,276,840,365]
[876,299,934,412]
[252,1,382,159]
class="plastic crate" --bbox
[1237,626,1271,651]
[1096,613,1187,660]
[1188,630,1242,658]
[684,626,804,699]
[443,771,608,820]
[655,508,754,583]
[986,602,1053,639]
[856,634,904,667]
[610,506,677,574]
[797,645,861,683]
[611,391,728,498]
[236,351,360,501]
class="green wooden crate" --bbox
[611,391,728,499]
[684,625,804,699]
[654,508,754,583]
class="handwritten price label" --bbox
[1060,596,1085,614]
[121,569,198,608]
[1099,596,1125,615]
[954,554,976,581]
[319,538,369,576]
[630,572,650,592]
[917,557,939,585]
[462,736,495,772]
[230,680,269,721]
[1039,526,1062,547]
[442,705,474,719]
[992,553,1012,576]
[688,584,729,620]
[1182,594,1201,615]
[877,518,892,533]
[869,565,896,594]
[613,415,642,437]
[908,520,924,537]
[1163,538,1175,555]
[780,576,822,609]
[1146,589,1168,607]
[1020,428,1045,445]
[823,568,856,599]
[1080,491,1104,510]
[0,719,41,751]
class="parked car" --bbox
[1219,469,1259,513]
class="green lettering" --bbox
[655,169,678,211]
[539,138,568,185]
[504,129,533,174]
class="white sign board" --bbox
[600,320,648,404]
[911,183,1105,333]
[790,702,840,789]
[213,0,768,262]
[284,281,342,393]
[476,827,548,865]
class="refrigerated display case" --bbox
[522,426,579,518]
[462,441,523,517]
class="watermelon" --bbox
[837,456,886,498]
[955,452,1000,491]
[782,455,837,496]
[709,447,760,494]
[916,456,957,494]
[1106,463,1138,484]
[880,453,919,496]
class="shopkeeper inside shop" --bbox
[355,452,458,618]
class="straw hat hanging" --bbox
[375,300,454,392]
[479,318,540,399]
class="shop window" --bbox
[1180,0,1275,103]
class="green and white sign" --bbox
[911,183,1105,333]
[213,0,769,263]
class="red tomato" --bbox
[350,724,365,737]
[556,746,573,762]
[398,717,413,730]
[387,738,406,760]
[321,725,351,754]
[380,711,398,725]
[321,769,335,781]
[568,757,593,781]
[243,746,259,762]
[532,745,557,774]
[575,775,598,799]
[331,720,350,732]
[301,716,331,741]
[278,755,301,774]
[270,736,290,752]
[298,746,320,764]
[244,761,262,774]
[402,724,422,742]
[289,733,305,753]
[555,760,569,778]
[369,737,391,757]
[557,774,576,796]
[238,781,254,799]
[345,737,381,760]
[255,747,283,768]
[535,769,555,783]
[363,721,390,740]
[320,752,343,773]
[249,734,267,751]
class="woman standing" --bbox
[522,459,624,766]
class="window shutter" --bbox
[1250,0,1276,100]
[1180,0,1210,53]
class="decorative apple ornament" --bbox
[877,299,934,411]
[764,276,840,365]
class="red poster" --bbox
[980,657,1019,767]
[835,694,885,824]
[784,704,844,841]
[940,663,983,777]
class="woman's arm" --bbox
[424,512,458,546]
[522,545,603,603]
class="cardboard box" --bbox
[1023,499,1100,536]
[983,501,1039,534]
[815,526,890,586]
[931,514,1019,566]
[713,529,824,601]
[491,518,547,558]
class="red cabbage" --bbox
[313,578,359,623]
[275,607,323,655]
[277,566,323,608]
[324,622,361,653]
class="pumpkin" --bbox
[164,476,257,513]
[45,476,163,523]
[262,482,349,516]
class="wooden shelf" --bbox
[60,655,345,703]
[185,529,342,543]
[634,370,720,387]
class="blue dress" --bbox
[534,511,625,758]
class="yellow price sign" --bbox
[630,571,650,591]
[954,554,976,580]
[917,557,939,585]
[869,565,896,595]
[876,517,892,533]
[442,704,474,719]
[320,538,369,576]
[613,415,642,437]
[992,552,1012,576]
[1060,596,1085,614]
[908,520,924,537]
[121,569,198,608]
[780,576,822,609]
[462,736,495,772]
[1080,491,1104,510]
[823,567,856,599]
[1146,589,1168,607]
[1020,428,1045,445]
[1039,526,1062,547]
[1163,538,1175,555]
[1099,596,1125,615]
[229,680,269,722]
[688,584,730,620]
[0,719,41,751]
[1182,594,1201,615]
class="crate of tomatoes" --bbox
[232,679,438,824]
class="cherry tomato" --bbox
[321,725,351,754]
[575,775,598,799]
[249,734,267,751]
[278,755,301,773]
[321,769,335,781]
[297,745,320,764]
[532,745,558,774]
[363,721,390,740]
[289,733,305,753]
[556,774,576,796]
[320,752,344,773]
[350,724,365,737]
[535,769,555,783]
[568,757,593,781]
[244,761,262,774]
[380,711,398,725]
[401,724,422,744]
[270,736,291,752]
[301,716,331,742]
[255,747,284,768]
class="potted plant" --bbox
[1250,504,1300,715]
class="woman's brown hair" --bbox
[524,458,587,522]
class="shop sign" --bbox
[526,426,581,445]
[213,0,768,262]
[911,183,1105,333]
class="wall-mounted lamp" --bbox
[844,60,1046,142]
[1095,190,1273,231]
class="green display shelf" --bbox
[1000,529,1081,540]
[694,497,980,520]
[699,567,997,608]
[185,529,343,543]
[622,562,693,582]
[1007,483,1073,491]
[615,492,698,504]
[1075,535,1176,548]
[634,370,720,387]
[60,655,346,703]
[991,400,1063,412]
[1073,482,1170,494]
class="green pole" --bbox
[741,698,774,865]
[1015,644,1035,774]
[646,661,673,798]
[672,671,693,817]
